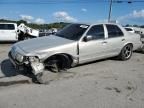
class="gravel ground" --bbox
[0,43,144,108]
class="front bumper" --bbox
[9,52,45,75]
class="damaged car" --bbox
[8,23,142,83]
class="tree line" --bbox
[0,19,70,29]
[0,19,144,29]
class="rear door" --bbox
[104,24,125,56]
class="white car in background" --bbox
[0,23,39,41]
[124,27,135,33]
[0,23,18,41]
[125,27,144,35]
[124,27,144,51]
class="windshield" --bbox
[56,24,89,40]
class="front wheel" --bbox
[119,44,133,61]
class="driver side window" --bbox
[86,25,105,40]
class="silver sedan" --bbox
[8,23,142,83]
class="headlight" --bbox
[15,53,24,63]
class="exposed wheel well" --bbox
[44,53,73,69]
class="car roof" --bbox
[71,22,121,26]
[0,22,17,25]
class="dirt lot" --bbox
[0,43,144,108]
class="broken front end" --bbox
[8,47,45,75]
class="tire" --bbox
[119,44,133,61]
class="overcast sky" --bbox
[0,0,144,25]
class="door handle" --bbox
[122,39,125,41]
[102,41,107,44]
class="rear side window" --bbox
[0,24,15,30]
[87,25,105,40]
[106,24,124,38]
[7,24,15,30]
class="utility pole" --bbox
[108,0,113,22]
[108,0,132,22]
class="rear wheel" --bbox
[119,44,133,60]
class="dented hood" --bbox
[14,35,74,53]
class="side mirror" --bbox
[83,35,93,42]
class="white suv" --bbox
[0,23,18,41]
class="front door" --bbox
[79,24,108,63]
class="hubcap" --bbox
[123,45,132,59]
